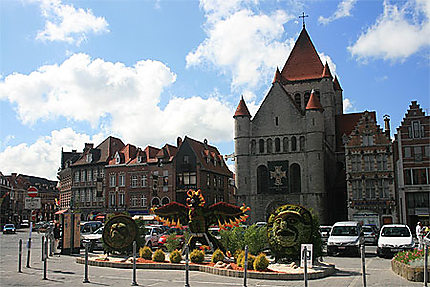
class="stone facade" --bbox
[234,27,344,224]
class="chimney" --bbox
[177,137,182,147]
[383,115,391,138]
[72,149,77,153]
[84,143,94,151]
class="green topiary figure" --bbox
[169,249,182,263]
[190,249,205,264]
[139,246,153,260]
[253,253,269,271]
[235,250,244,264]
[239,254,255,270]
[152,249,166,262]
[211,249,225,263]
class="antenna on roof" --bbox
[299,12,309,28]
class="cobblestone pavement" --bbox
[0,230,421,286]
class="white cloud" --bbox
[319,0,357,25]
[0,53,234,149]
[186,2,296,91]
[35,0,109,45]
[0,128,105,180]
[343,98,353,113]
[318,52,337,77]
[348,0,430,61]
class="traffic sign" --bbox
[27,186,38,197]
[25,197,41,209]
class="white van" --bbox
[327,221,363,256]
[377,224,414,258]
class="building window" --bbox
[207,174,210,186]
[87,170,92,182]
[299,136,305,151]
[86,154,92,163]
[119,193,125,206]
[376,154,387,170]
[364,155,374,171]
[183,156,189,164]
[275,138,280,152]
[412,121,424,138]
[115,153,121,164]
[86,189,90,202]
[119,174,125,187]
[74,171,80,183]
[259,139,264,153]
[351,154,361,172]
[141,175,147,187]
[404,147,411,158]
[151,197,160,207]
[81,170,86,182]
[362,135,374,146]
[109,193,115,207]
[132,196,138,207]
[141,195,147,207]
[414,146,423,162]
[214,176,217,187]
[412,168,428,185]
[378,179,390,199]
[352,180,362,199]
[365,180,376,199]
[275,116,279,126]
[294,93,301,109]
[161,197,170,205]
[257,165,268,194]
[251,140,256,155]
[267,138,273,153]
[283,137,289,152]
[131,175,138,187]
[425,146,430,157]
[291,136,297,151]
[290,163,301,193]
[304,92,310,107]
[109,174,116,187]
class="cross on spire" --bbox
[299,12,308,28]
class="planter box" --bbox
[391,259,429,282]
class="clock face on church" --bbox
[268,161,289,193]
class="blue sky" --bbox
[1,0,429,180]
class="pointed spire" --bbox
[234,96,251,118]
[322,62,332,78]
[306,90,323,111]
[333,76,343,91]
[273,67,282,84]
[280,27,324,81]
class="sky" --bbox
[1,0,429,181]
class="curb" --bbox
[76,258,336,280]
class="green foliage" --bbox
[253,253,269,271]
[190,249,205,263]
[165,233,182,253]
[235,250,245,264]
[103,215,145,255]
[219,225,268,256]
[139,246,153,260]
[152,249,166,262]
[169,249,182,263]
[211,249,225,263]
[239,254,255,270]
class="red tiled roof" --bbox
[280,27,324,81]
[234,96,251,118]
[335,112,376,151]
[305,90,323,110]
[322,62,332,78]
[333,76,343,91]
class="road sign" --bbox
[25,197,41,210]
[27,186,38,198]
[301,244,313,268]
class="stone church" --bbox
[234,26,347,224]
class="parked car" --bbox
[81,226,104,252]
[327,221,363,256]
[33,221,49,232]
[158,228,185,250]
[3,224,16,234]
[143,225,166,249]
[255,222,267,228]
[20,220,30,228]
[362,225,378,245]
[319,225,332,243]
[80,221,103,235]
[377,224,414,258]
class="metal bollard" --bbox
[43,239,48,280]
[83,242,90,283]
[18,239,22,273]
[132,241,138,286]
[26,238,31,268]
[361,243,367,287]
[41,236,45,261]
[243,245,248,287]
[303,246,308,287]
[424,244,428,287]
[185,244,190,287]
[49,236,53,257]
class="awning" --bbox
[55,209,68,215]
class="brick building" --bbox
[394,101,430,228]
[0,172,13,227]
[344,111,397,227]
[57,148,81,210]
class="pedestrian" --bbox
[53,223,61,254]
[416,221,423,249]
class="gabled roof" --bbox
[182,136,232,176]
[108,144,137,165]
[335,112,376,151]
[322,62,332,78]
[280,27,324,81]
[156,144,178,161]
[234,96,251,118]
[72,136,125,166]
[305,90,323,111]
[144,145,161,163]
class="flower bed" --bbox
[391,249,429,282]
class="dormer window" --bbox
[137,156,143,163]
[86,153,92,163]
[115,152,121,164]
